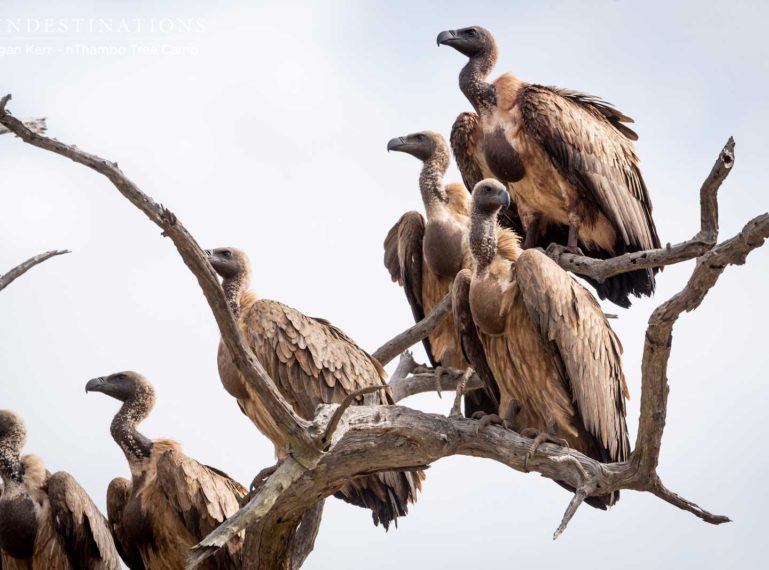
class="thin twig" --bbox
[553,488,587,540]
[650,479,731,525]
[0,249,69,291]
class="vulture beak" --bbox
[436,30,458,46]
[85,376,107,394]
[497,188,511,210]
[387,137,407,152]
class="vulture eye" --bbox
[416,134,426,142]
[467,29,478,37]
[115,373,127,381]
[222,251,232,259]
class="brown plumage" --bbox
[86,372,246,569]
[0,410,121,569]
[209,247,424,529]
[440,26,661,308]
[458,180,630,508]
[385,131,498,416]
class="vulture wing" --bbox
[243,300,390,416]
[243,300,423,529]
[550,87,639,141]
[106,478,145,570]
[46,471,122,570]
[383,211,439,367]
[155,449,246,566]
[519,84,660,253]
[452,269,500,417]
[451,112,526,236]
[514,249,630,463]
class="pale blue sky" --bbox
[2,1,768,568]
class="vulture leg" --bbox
[521,213,542,250]
[521,418,571,471]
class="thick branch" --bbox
[554,138,736,281]
[634,212,769,475]
[0,249,69,291]
[372,294,452,366]
[0,94,317,459]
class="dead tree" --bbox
[1,93,765,570]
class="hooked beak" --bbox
[387,137,407,152]
[498,189,511,210]
[85,377,107,394]
[436,29,458,46]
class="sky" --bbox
[1,1,768,568]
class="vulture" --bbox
[456,179,631,508]
[0,410,121,569]
[385,130,499,417]
[439,26,661,308]
[85,372,246,569]
[208,247,424,529]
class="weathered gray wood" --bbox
[0,249,69,291]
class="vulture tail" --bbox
[334,469,425,530]
[580,240,658,308]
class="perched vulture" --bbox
[0,410,121,569]
[457,179,631,508]
[208,247,424,529]
[439,26,661,308]
[385,131,499,416]
[86,372,246,569]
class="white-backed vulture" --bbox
[208,247,424,529]
[439,26,661,308]
[457,179,631,508]
[85,372,246,569]
[0,410,121,569]
[385,131,499,416]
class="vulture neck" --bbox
[223,269,251,319]
[470,208,498,273]
[460,48,497,111]
[111,392,154,463]
[0,443,23,484]
[419,152,451,216]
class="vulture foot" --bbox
[247,460,283,498]
[471,401,519,434]
[545,242,584,260]
[521,419,570,471]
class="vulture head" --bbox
[0,410,26,481]
[387,131,448,163]
[86,371,156,407]
[437,26,495,58]
[472,178,511,215]
[206,247,250,281]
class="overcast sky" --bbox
[2,1,769,568]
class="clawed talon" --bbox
[249,462,279,494]
[521,419,570,471]
[545,242,584,260]
[433,366,448,398]
[472,400,519,434]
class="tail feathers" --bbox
[334,469,425,530]
[582,267,656,309]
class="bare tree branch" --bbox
[552,138,736,282]
[0,249,69,291]
[0,117,46,135]
[388,352,484,402]
[0,93,319,461]
[372,294,452,366]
